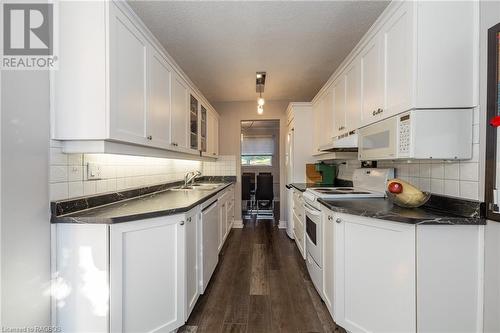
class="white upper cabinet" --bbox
[200,105,208,154]
[360,36,383,126]
[312,101,322,154]
[52,1,219,158]
[148,48,172,148]
[314,0,478,132]
[332,77,346,138]
[189,94,200,152]
[109,3,148,145]
[344,58,362,132]
[317,86,334,150]
[171,73,189,151]
[382,2,413,119]
[206,108,219,157]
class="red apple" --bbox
[388,182,403,194]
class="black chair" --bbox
[241,173,255,212]
[242,172,256,193]
[255,174,274,217]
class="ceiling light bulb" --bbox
[257,105,264,114]
[258,97,265,106]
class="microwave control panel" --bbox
[398,114,411,156]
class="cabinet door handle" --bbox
[336,218,342,224]
[180,220,185,225]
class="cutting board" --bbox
[306,164,322,184]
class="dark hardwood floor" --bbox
[179,212,345,333]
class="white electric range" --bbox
[302,168,394,296]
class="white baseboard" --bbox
[232,220,243,228]
[278,220,287,229]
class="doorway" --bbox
[240,120,280,222]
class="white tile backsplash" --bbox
[431,163,444,179]
[340,155,481,200]
[459,162,479,182]
[444,179,460,197]
[68,181,84,198]
[49,140,237,201]
[49,141,204,201]
[202,155,237,176]
[430,178,444,195]
[459,181,479,200]
[444,163,460,180]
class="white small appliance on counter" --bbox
[302,168,394,295]
[357,109,473,161]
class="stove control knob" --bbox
[328,216,332,221]
[336,218,342,224]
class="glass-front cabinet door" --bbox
[190,94,199,150]
[200,105,207,153]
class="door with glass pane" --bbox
[190,95,199,151]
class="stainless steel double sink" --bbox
[169,183,225,192]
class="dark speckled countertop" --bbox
[318,197,486,225]
[52,177,235,224]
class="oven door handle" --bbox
[304,203,321,216]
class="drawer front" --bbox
[293,212,304,239]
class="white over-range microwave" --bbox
[358,109,473,161]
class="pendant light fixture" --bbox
[256,72,266,114]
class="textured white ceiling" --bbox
[129,1,389,103]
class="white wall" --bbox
[214,100,289,223]
[1,71,51,326]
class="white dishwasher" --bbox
[200,198,219,293]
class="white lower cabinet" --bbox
[321,207,335,317]
[218,198,227,252]
[53,187,236,333]
[109,216,186,333]
[319,209,484,333]
[217,186,235,252]
[185,208,200,318]
[53,215,186,333]
[333,213,416,333]
[292,189,306,259]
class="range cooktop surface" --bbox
[311,187,372,195]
